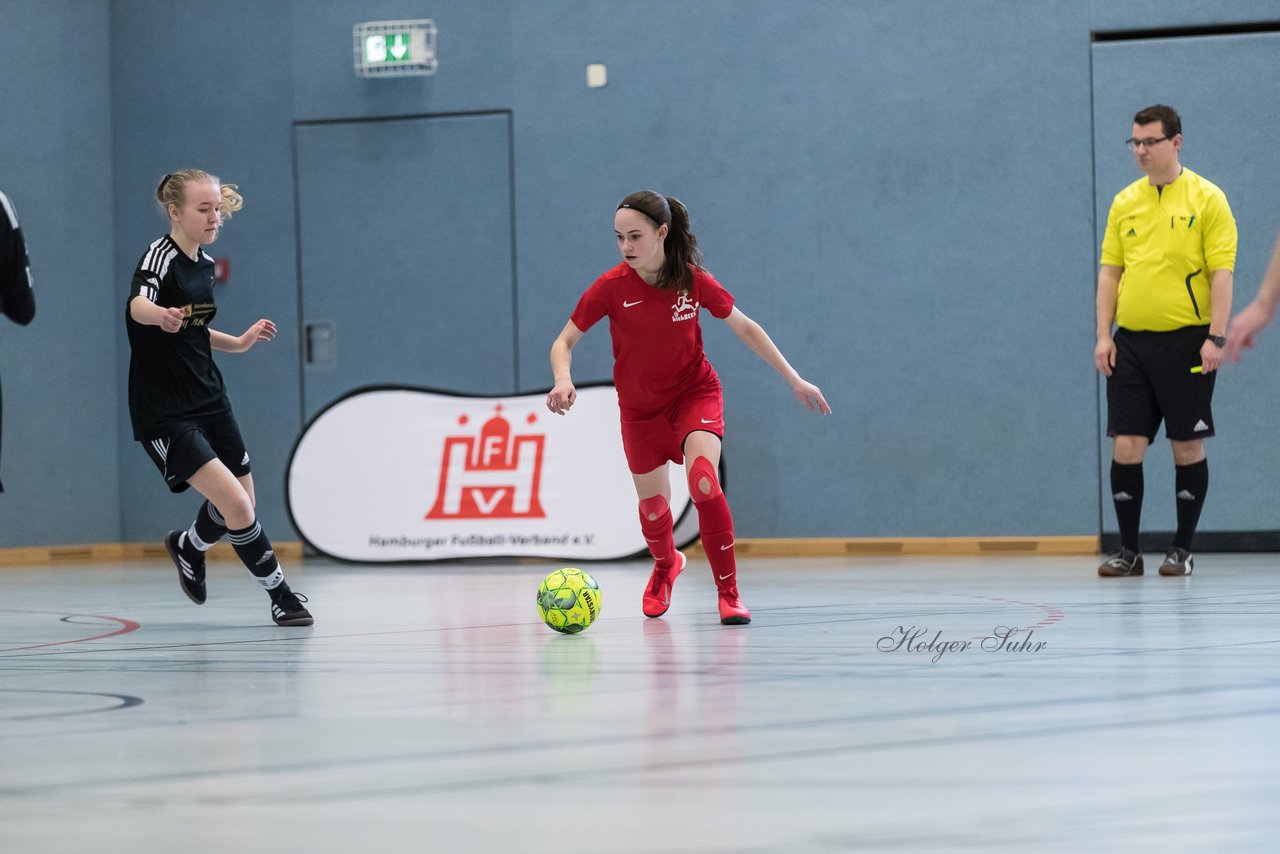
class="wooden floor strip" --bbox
[0,541,304,567]
[680,536,1098,558]
[2,537,1098,566]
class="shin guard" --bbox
[638,495,677,570]
[688,457,736,589]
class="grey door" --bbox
[294,112,516,421]
[1092,33,1280,537]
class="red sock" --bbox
[638,495,676,570]
[695,492,736,589]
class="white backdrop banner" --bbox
[287,385,700,562]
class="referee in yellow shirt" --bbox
[1095,104,1237,578]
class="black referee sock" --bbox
[1110,461,1144,553]
[1174,459,1209,551]
[227,520,283,591]
[180,501,228,563]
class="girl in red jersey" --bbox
[547,191,831,625]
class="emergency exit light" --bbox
[353,20,437,77]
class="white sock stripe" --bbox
[186,525,213,551]
[205,502,226,527]
[228,523,262,544]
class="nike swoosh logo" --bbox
[700,418,717,424]
[623,299,643,307]
[720,542,734,551]
[718,573,733,580]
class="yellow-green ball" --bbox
[537,567,602,634]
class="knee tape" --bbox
[687,456,722,501]
[638,494,670,522]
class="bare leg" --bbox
[185,460,312,625]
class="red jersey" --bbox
[571,263,735,413]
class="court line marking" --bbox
[0,611,141,652]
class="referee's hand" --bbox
[1199,339,1223,374]
[1094,336,1116,377]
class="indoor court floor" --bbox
[2,552,1278,852]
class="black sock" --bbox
[226,520,283,591]
[1111,461,1144,553]
[1174,459,1209,551]
[181,501,228,562]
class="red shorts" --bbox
[619,382,724,474]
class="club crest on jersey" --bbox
[181,302,217,328]
[426,404,547,520]
[671,291,699,322]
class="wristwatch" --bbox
[1207,334,1226,348]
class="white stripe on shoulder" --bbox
[0,191,18,229]
[140,236,179,282]
[140,238,165,274]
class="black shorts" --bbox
[1107,325,1216,442]
[140,411,251,493]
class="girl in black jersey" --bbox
[1,188,36,494]
[127,169,311,626]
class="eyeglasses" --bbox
[1125,136,1169,151]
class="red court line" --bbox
[959,596,1065,641]
[0,612,141,652]
[983,597,1065,630]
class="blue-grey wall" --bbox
[2,0,1280,546]
[0,0,118,546]
[108,0,301,543]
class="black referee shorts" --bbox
[1107,325,1216,443]
[140,411,251,493]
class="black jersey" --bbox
[125,235,228,440]
[0,190,35,325]
[1,189,36,492]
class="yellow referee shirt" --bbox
[1101,167,1237,332]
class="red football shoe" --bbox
[642,551,685,618]
[717,586,751,625]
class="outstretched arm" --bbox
[723,307,831,414]
[547,320,585,415]
[210,319,276,353]
[1226,234,1280,362]
[129,296,185,333]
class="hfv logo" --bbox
[426,404,547,519]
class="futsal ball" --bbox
[537,568,602,634]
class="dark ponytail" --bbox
[617,190,703,291]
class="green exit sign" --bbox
[353,20,437,77]
[365,32,411,64]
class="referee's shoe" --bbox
[1159,547,1194,576]
[1097,548,1143,577]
